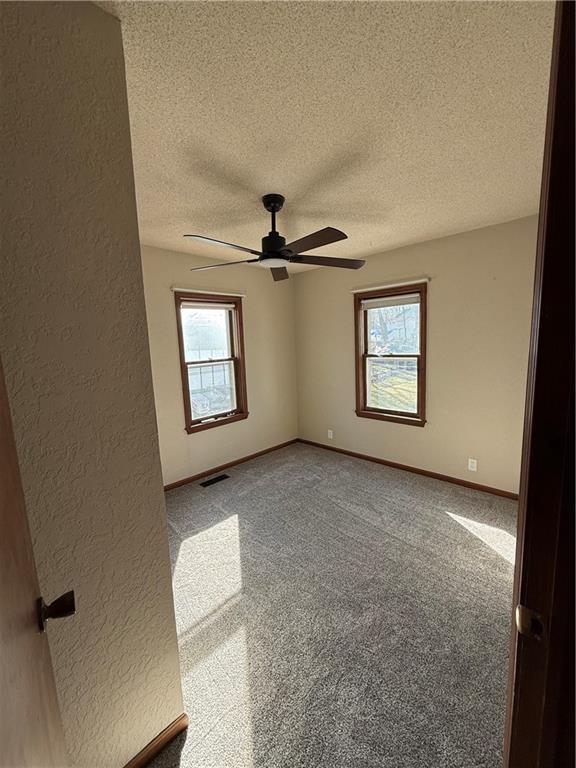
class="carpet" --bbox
[150,443,516,768]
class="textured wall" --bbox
[0,4,183,767]
[294,218,537,494]
[141,245,299,486]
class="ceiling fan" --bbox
[184,194,365,281]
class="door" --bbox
[0,355,68,767]
[504,2,574,766]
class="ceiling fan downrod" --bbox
[261,193,287,258]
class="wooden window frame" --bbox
[174,291,248,434]
[354,282,427,427]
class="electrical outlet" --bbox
[327,429,334,440]
[468,458,478,472]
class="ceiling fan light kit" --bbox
[258,258,287,268]
[184,194,365,281]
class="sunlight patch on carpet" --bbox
[446,511,516,564]
[173,514,243,634]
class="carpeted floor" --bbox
[150,443,516,768]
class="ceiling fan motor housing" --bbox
[261,231,287,258]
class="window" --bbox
[175,291,248,433]
[354,282,427,426]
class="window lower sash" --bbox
[185,358,240,426]
[362,354,422,421]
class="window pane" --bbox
[181,307,231,362]
[366,357,418,413]
[367,301,420,355]
[188,361,236,419]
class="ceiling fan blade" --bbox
[285,227,347,255]
[290,255,365,269]
[270,267,289,281]
[190,258,259,272]
[184,234,263,256]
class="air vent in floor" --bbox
[199,473,230,488]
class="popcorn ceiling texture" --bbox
[0,4,182,767]
[102,1,553,266]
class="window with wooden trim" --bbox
[174,291,248,434]
[354,282,427,427]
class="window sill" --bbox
[355,409,426,428]
[185,411,249,434]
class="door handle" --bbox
[515,604,545,641]
[37,590,76,632]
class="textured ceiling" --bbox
[102,1,554,267]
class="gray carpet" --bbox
[151,443,516,768]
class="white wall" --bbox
[141,245,299,486]
[0,4,182,767]
[294,217,537,494]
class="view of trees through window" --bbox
[366,300,420,414]
[181,306,236,419]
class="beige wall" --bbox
[141,245,299,486]
[144,218,535,495]
[294,217,537,494]
[0,4,182,767]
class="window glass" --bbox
[366,357,418,413]
[367,302,420,355]
[181,307,231,362]
[188,361,236,420]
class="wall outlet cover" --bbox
[327,429,334,440]
[468,458,478,472]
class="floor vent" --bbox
[199,473,230,488]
